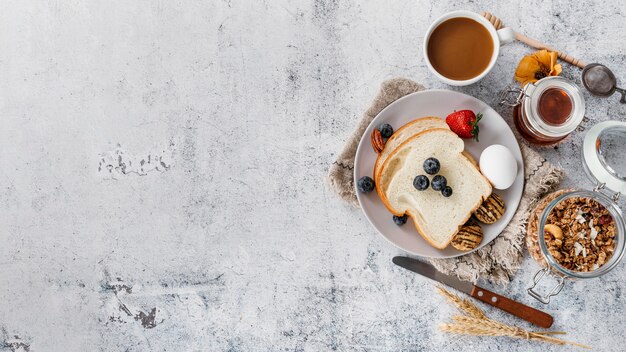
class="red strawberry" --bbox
[445,110,482,142]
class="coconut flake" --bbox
[589,218,594,228]
[576,209,585,223]
[590,227,598,241]
[578,231,586,239]
[591,263,599,271]
[574,242,584,256]
[582,247,587,258]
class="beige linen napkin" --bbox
[327,78,564,285]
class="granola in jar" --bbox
[526,189,573,267]
[542,196,617,272]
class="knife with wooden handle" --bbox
[393,256,553,328]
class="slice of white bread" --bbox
[374,117,449,183]
[374,118,477,218]
[378,129,492,249]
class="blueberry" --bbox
[378,123,394,138]
[423,157,440,175]
[441,186,453,197]
[413,175,429,190]
[393,214,408,226]
[431,175,447,191]
[357,176,375,193]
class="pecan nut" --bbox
[371,129,384,154]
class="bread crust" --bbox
[373,117,445,184]
[376,128,492,249]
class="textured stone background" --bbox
[1,0,626,351]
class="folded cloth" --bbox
[326,77,564,285]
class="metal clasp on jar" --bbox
[499,86,527,107]
[593,182,622,202]
[527,266,566,304]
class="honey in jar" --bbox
[538,88,573,125]
[509,77,585,145]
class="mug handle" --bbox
[497,27,515,45]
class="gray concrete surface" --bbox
[1,0,625,351]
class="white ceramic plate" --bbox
[354,89,524,259]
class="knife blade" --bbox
[393,256,553,328]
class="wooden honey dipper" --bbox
[481,12,586,68]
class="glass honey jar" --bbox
[500,76,586,144]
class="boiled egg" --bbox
[479,145,518,190]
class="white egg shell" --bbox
[479,145,518,190]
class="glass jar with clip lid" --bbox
[526,121,626,303]
[500,76,587,145]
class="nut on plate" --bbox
[474,193,506,224]
[451,220,483,251]
[371,129,384,154]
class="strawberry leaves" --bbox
[470,113,482,142]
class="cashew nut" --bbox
[544,224,563,240]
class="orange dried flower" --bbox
[514,50,562,86]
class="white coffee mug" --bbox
[423,10,515,86]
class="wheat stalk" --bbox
[437,286,486,319]
[437,287,591,349]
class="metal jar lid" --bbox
[582,121,626,198]
[522,76,586,138]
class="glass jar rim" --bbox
[522,76,585,138]
[537,189,625,279]
[582,121,626,196]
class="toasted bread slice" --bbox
[374,117,448,183]
[378,129,492,249]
